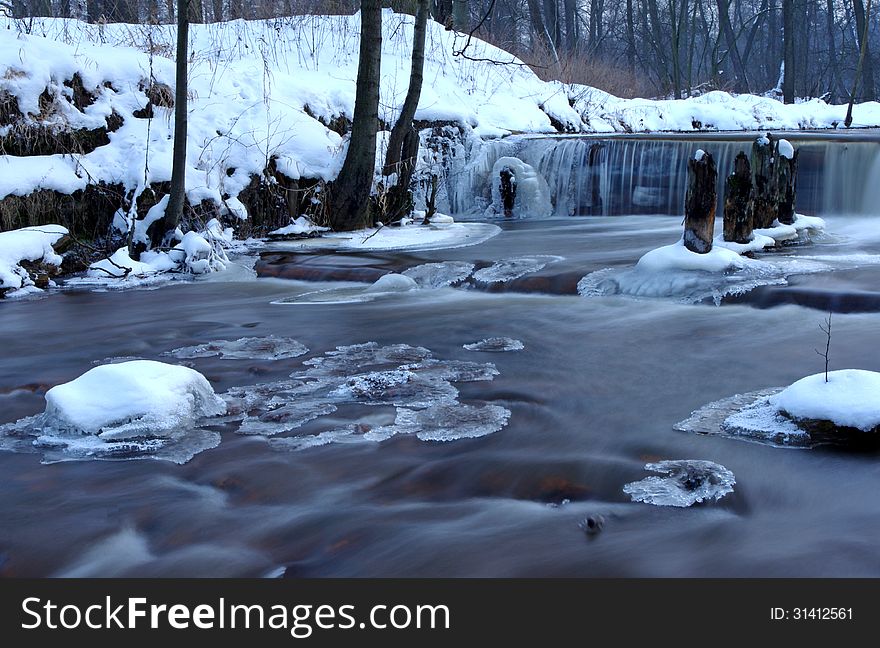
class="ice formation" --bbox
[166,336,309,360]
[463,337,525,352]
[623,460,736,507]
[489,157,553,218]
[402,261,475,288]
[473,255,564,284]
[221,342,509,450]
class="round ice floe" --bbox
[166,335,309,360]
[623,460,735,507]
[772,370,880,432]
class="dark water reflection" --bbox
[2,217,880,576]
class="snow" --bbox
[694,149,706,161]
[0,224,68,292]
[715,233,778,254]
[268,216,330,238]
[772,370,880,432]
[623,460,736,507]
[778,138,795,159]
[636,239,746,273]
[270,220,501,252]
[365,273,418,293]
[43,360,226,437]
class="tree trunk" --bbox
[852,0,876,101]
[382,0,429,222]
[625,0,635,70]
[526,0,560,66]
[723,152,753,243]
[782,0,795,103]
[327,0,382,231]
[564,0,578,52]
[683,151,717,254]
[716,0,750,92]
[383,0,428,175]
[452,0,468,30]
[499,166,517,217]
[160,0,189,245]
[749,135,777,229]
[775,143,798,225]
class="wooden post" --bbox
[683,150,717,254]
[723,152,753,243]
[499,166,517,217]
[775,139,799,225]
[749,134,777,229]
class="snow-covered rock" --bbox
[0,224,68,294]
[366,273,418,293]
[44,360,226,438]
[636,239,746,273]
[773,370,880,432]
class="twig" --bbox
[814,312,832,383]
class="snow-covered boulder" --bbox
[636,238,746,273]
[0,224,68,296]
[44,360,227,438]
[772,370,880,434]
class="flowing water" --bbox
[3,136,880,577]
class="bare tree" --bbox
[160,0,189,244]
[326,0,382,231]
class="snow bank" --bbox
[268,217,330,238]
[44,360,226,437]
[773,370,880,431]
[0,224,67,293]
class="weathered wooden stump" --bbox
[499,166,517,217]
[775,139,799,225]
[683,150,717,254]
[749,134,777,229]
[723,152,753,243]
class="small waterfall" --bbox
[450,133,880,218]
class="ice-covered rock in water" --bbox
[463,337,524,352]
[366,273,419,293]
[473,255,564,284]
[402,261,475,288]
[772,370,880,432]
[637,239,745,273]
[0,225,68,294]
[623,460,735,507]
[489,157,552,218]
[674,388,810,448]
[166,335,309,360]
[0,361,226,463]
[44,361,226,436]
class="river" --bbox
[3,209,880,577]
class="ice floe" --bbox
[623,460,736,507]
[166,335,309,360]
[463,337,525,352]
[473,255,564,284]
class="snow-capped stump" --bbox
[0,360,227,463]
[623,460,736,507]
[771,370,880,446]
[722,152,753,244]
[0,225,68,297]
[682,149,717,254]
